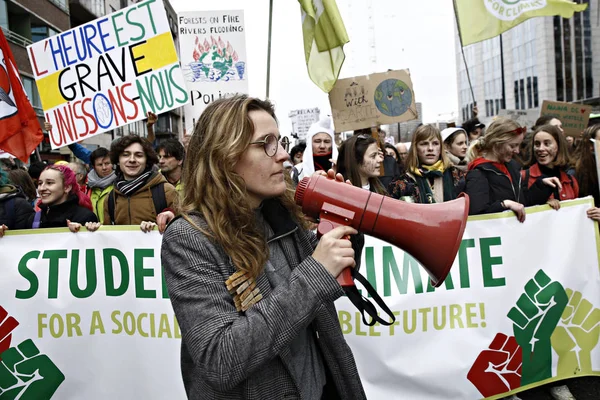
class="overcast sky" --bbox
[168,0,459,136]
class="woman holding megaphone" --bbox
[388,125,466,203]
[160,95,367,400]
[465,118,561,222]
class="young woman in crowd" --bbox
[575,124,600,221]
[29,165,99,232]
[161,95,366,399]
[522,124,578,209]
[336,135,386,194]
[103,135,177,233]
[298,120,338,180]
[533,115,565,135]
[7,168,38,207]
[465,118,561,221]
[388,125,465,203]
[441,127,469,172]
[0,168,34,236]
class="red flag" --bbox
[0,28,43,162]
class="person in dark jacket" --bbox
[389,124,465,203]
[27,165,100,232]
[161,95,366,399]
[465,118,561,221]
[575,124,600,222]
[336,134,386,194]
[522,124,578,210]
[0,168,34,235]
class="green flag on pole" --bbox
[299,0,349,93]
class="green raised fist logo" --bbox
[0,339,65,400]
[551,289,600,376]
[507,270,568,386]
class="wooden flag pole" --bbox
[452,0,476,111]
[266,0,274,98]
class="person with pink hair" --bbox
[27,165,100,232]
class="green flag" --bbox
[455,0,588,46]
[299,0,349,93]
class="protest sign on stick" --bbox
[27,0,189,149]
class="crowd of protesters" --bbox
[0,97,598,400]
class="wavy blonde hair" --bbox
[469,118,521,160]
[180,95,308,279]
[405,125,451,172]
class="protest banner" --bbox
[289,107,320,140]
[0,199,598,399]
[540,100,592,136]
[27,0,189,149]
[177,10,248,133]
[498,109,539,131]
[328,69,418,132]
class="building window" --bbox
[0,0,7,31]
[31,26,58,43]
[21,76,42,112]
[514,81,519,110]
[583,0,593,99]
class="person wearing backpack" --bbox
[0,168,34,234]
[104,135,176,233]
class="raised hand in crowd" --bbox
[44,121,52,132]
[146,111,158,143]
[0,224,7,238]
[67,220,101,233]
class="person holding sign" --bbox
[575,125,600,221]
[103,135,177,232]
[522,125,579,210]
[388,125,465,203]
[161,95,366,399]
[465,118,562,222]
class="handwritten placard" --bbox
[328,69,417,132]
[178,10,248,133]
[27,0,189,149]
[540,100,591,137]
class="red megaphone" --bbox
[295,175,470,288]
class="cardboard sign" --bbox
[498,109,539,131]
[289,107,320,140]
[178,10,248,133]
[540,100,591,136]
[329,69,418,132]
[27,0,189,149]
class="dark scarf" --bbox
[116,169,154,197]
[313,152,332,172]
[412,162,455,204]
[538,164,562,179]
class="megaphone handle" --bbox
[317,220,355,288]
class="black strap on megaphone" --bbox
[343,268,396,326]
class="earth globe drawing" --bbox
[374,79,413,117]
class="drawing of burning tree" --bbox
[186,35,246,83]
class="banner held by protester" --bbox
[0,199,598,399]
[27,0,189,149]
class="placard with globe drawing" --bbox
[328,69,418,132]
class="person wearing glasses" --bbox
[161,95,366,400]
[465,118,561,221]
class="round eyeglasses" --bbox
[250,134,290,157]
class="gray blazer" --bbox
[161,202,367,400]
